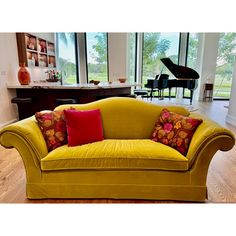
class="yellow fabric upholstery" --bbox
[0,116,48,160]
[187,112,235,167]
[55,97,190,139]
[0,97,235,202]
[41,139,188,171]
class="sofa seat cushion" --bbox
[41,139,189,171]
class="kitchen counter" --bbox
[7,81,135,89]
[9,81,136,119]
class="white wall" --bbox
[179,33,188,66]
[77,33,87,83]
[31,32,54,42]
[108,33,128,82]
[0,33,18,127]
[0,33,55,127]
[197,33,220,101]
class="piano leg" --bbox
[161,89,164,100]
[190,90,194,105]
[150,88,153,101]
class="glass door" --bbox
[214,33,236,99]
[85,32,108,82]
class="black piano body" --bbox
[160,57,199,105]
[145,74,169,99]
[145,75,198,104]
[167,79,198,104]
[145,58,199,104]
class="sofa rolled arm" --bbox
[0,116,48,181]
[186,113,235,184]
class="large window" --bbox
[185,33,200,97]
[214,33,236,99]
[86,32,108,82]
[187,33,199,71]
[142,33,180,87]
[127,33,137,84]
[57,33,77,84]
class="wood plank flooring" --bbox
[0,99,236,203]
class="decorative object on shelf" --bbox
[203,83,214,102]
[89,80,100,85]
[45,70,61,82]
[118,78,127,83]
[18,63,31,85]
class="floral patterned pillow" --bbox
[35,110,67,151]
[152,108,203,156]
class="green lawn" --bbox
[63,73,233,99]
[142,75,232,99]
[63,73,108,85]
[63,75,77,85]
[213,75,232,98]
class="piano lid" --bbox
[160,58,199,80]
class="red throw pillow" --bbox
[152,108,203,156]
[64,109,104,146]
[35,110,67,151]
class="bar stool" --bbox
[55,98,78,106]
[203,83,213,101]
[11,97,34,120]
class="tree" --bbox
[187,33,199,70]
[143,33,171,78]
[216,33,236,80]
[92,33,107,64]
[218,33,236,64]
[58,33,75,46]
[57,33,76,84]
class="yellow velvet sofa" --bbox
[0,97,235,202]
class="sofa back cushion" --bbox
[54,97,190,139]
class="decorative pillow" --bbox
[64,109,104,146]
[35,110,67,151]
[152,108,203,156]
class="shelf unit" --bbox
[16,33,56,68]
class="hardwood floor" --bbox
[0,99,236,203]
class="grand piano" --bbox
[145,58,199,104]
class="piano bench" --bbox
[133,89,149,98]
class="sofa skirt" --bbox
[26,169,207,202]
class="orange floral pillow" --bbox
[35,110,67,151]
[152,108,203,156]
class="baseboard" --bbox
[226,114,236,127]
[0,118,18,128]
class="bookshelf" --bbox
[16,33,56,68]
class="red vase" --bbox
[18,63,31,85]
